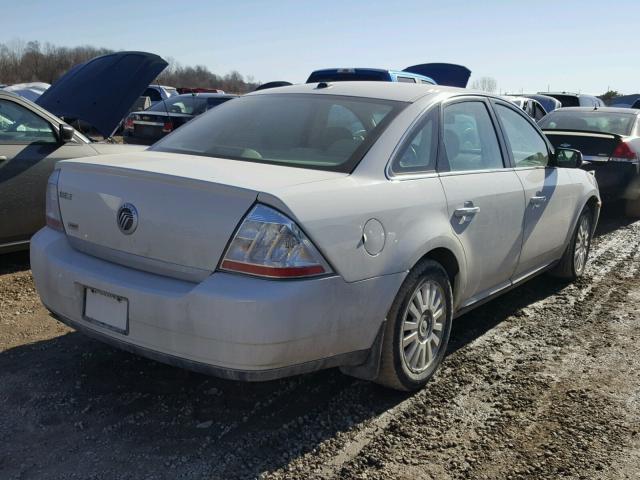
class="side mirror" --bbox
[59,124,75,143]
[554,148,583,168]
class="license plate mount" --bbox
[83,287,129,335]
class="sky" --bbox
[2,0,638,95]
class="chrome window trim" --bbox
[438,167,513,177]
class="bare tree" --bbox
[0,40,259,93]
[470,77,497,93]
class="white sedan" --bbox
[31,82,600,390]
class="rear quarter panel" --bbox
[262,175,466,289]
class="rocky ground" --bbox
[1,209,639,480]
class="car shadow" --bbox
[0,250,30,275]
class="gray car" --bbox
[31,82,600,391]
[0,91,145,252]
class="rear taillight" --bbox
[45,169,64,232]
[162,121,173,133]
[220,204,332,279]
[124,117,134,130]
[611,141,638,161]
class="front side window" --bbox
[152,94,406,172]
[0,100,57,144]
[495,104,549,167]
[441,101,503,172]
[392,108,437,174]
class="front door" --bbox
[491,100,580,279]
[438,98,526,305]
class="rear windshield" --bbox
[545,95,580,107]
[147,96,231,115]
[151,94,406,172]
[539,111,635,136]
[307,70,390,83]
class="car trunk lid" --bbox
[56,152,346,281]
[542,130,622,162]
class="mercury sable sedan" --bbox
[31,82,600,391]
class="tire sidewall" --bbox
[571,208,592,277]
[390,261,453,390]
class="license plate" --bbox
[84,287,129,334]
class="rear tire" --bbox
[375,260,453,391]
[551,206,592,280]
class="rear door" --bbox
[492,100,580,279]
[0,97,96,246]
[438,97,526,305]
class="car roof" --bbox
[174,93,238,99]
[246,81,469,103]
[551,106,639,115]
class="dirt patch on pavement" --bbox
[1,212,639,480]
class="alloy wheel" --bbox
[401,280,446,373]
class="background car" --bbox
[32,82,599,392]
[0,91,145,253]
[506,93,562,113]
[142,85,179,105]
[503,95,547,120]
[539,91,605,107]
[0,51,166,252]
[307,68,437,85]
[123,93,237,145]
[307,63,471,87]
[539,107,640,213]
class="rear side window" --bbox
[441,101,503,172]
[495,104,549,167]
[392,108,438,174]
[397,76,416,83]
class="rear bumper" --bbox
[583,161,639,200]
[31,228,404,380]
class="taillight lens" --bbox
[45,169,64,232]
[220,204,331,278]
[124,116,134,130]
[611,141,637,161]
[162,120,173,133]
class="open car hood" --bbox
[403,63,471,88]
[36,51,168,137]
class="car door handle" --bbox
[454,206,480,217]
[530,195,547,207]
[454,205,480,224]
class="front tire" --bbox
[375,260,453,391]
[551,206,592,280]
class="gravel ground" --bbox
[1,209,639,480]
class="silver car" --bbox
[31,82,600,391]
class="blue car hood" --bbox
[36,51,167,137]
[403,63,471,88]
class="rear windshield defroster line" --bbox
[150,93,409,173]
